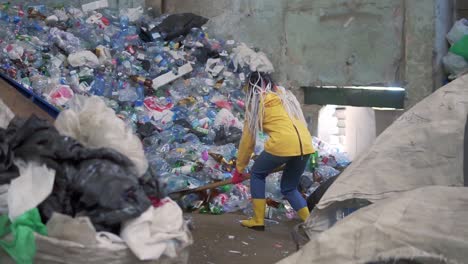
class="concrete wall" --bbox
[158,0,454,136]
[163,0,404,87]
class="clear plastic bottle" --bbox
[68,70,80,92]
[91,71,106,96]
[179,193,202,211]
[136,84,145,105]
[118,86,139,102]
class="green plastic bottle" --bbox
[309,151,319,171]
[450,35,468,60]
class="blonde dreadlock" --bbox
[244,72,307,141]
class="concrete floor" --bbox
[187,213,300,264]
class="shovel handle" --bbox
[196,173,251,192]
[168,174,251,198]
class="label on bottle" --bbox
[136,53,146,60]
[171,165,193,175]
[135,76,146,84]
[194,127,209,135]
[154,55,163,64]
[151,32,161,40]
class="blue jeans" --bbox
[250,151,310,211]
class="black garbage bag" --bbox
[140,13,209,42]
[174,119,208,139]
[136,122,158,140]
[306,175,339,211]
[0,128,18,184]
[192,46,220,64]
[2,115,151,233]
[214,126,242,147]
[299,175,313,193]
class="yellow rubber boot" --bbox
[241,199,266,231]
[297,207,310,222]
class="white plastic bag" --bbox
[0,99,14,129]
[120,198,192,261]
[68,50,100,68]
[120,7,144,22]
[55,95,148,177]
[231,43,275,73]
[8,161,55,221]
[447,18,468,45]
[0,185,8,214]
[213,108,243,130]
[443,52,468,77]
[47,213,97,246]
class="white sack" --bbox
[278,186,468,264]
[47,213,97,246]
[120,198,193,261]
[8,161,55,221]
[0,98,14,129]
[55,95,148,176]
[317,74,468,210]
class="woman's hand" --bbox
[231,169,246,184]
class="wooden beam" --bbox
[303,86,406,109]
[0,78,55,122]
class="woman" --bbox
[232,72,314,231]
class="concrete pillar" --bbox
[344,107,376,160]
[404,0,436,108]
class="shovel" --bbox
[168,164,286,200]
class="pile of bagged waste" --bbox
[443,18,468,80]
[0,98,192,263]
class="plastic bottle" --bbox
[315,165,340,181]
[120,16,129,32]
[309,151,319,171]
[91,71,106,96]
[179,193,202,211]
[68,70,80,92]
[130,74,153,88]
[136,84,145,105]
[223,184,251,213]
[171,162,203,175]
[119,86,138,102]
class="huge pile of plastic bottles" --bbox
[0,2,350,219]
